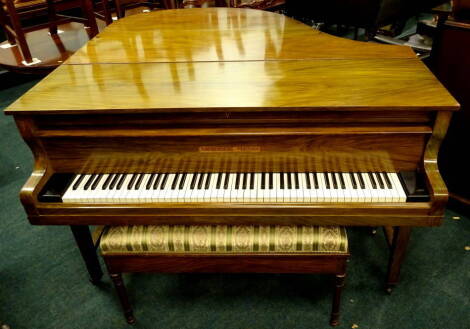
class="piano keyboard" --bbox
[58,172,409,203]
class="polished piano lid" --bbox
[4,8,459,114]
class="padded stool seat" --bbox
[100,224,349,326]
[100,225,348,255]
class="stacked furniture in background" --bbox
[285,0,448,39]
[431,0,470,215]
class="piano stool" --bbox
[100,225,349,326]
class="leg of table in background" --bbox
[70,225,103,284]
[3,0,33,63]
[162,0,178,8]
[114,0,125,19]
[386,226,411,293]
[100,0,113,25]
[45,0,58,35]
[330,273,346,326]
[0,5,17,45]
[110,273,135,324]
[80,0,99,37]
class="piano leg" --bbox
[70,225,103,284]
[385,226,411,294]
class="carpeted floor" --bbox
[0,77,469,329]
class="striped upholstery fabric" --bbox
[100,225,348,255]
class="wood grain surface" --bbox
[4,8,458,114]
[4,59,458,114]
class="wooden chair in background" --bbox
[0,0,100,64]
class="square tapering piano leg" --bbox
[386,226,412,293]
[70,225,103,284]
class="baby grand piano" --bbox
[4,8,458,291]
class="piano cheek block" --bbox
[38,173,75,203]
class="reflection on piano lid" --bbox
[38,171,429,203]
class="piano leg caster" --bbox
[385,285,394,295]
[89,275,103,285]
[126,314,136,325]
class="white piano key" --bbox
[247,173,257,202]
[342,173,353,202]
[91,174,108,203]
[208,173,218,202]
[298,173,307,202]
[351,173,363,202]
[328,173,339,202]
[360,173,373,202]
[307,173,318,202]
[387,173,401,202]
[390,173,407,202]
[377,172,392,202]
[215,173,225,202]
[75,174,92,203]
[62,174,82,203]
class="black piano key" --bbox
[146,174,156,190]
[242,173,248,189]
[287,173,292,189]
[109,174,120,190]
[294,173,299,189]
[375,172,385,189]
[179,173,187,190]
[190,173,199,189]
[324,173,330,189]
[153,173,162,190]
[250,173,255,189]
[160,173,169,190]
[235,173,241,189]
[72,174,85,190]
[357,173,366,189]
[102,174,114,190]
[349,173,357,189]
[269,172,273,189]
[313,173,319,189]
[197,173,205,190]
[216,173,223,189]
[368,172,377,189]
[84,174,97,190]
[224,173,230,189]
[383,172,393,189]
[331,173,338,189]
[116,174,126,190]
[134,173,144,190]
[171,173,180,190]
[305,173,311,189]
[338,173,346,189]
[280,172,285,189]
[205,173,212,189]
[91,174,103,190]
[127,174,137,190]
[261,173,266,189]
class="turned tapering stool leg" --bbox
[330,273,346,326]
[110,273,135,324]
